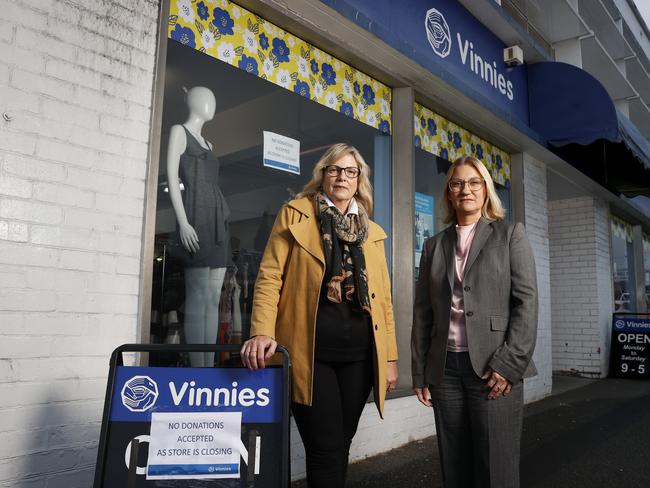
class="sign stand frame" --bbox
[93,343,291,488]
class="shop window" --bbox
[413,103,511,278]
[611,217,636,313]
[150,3,392,366]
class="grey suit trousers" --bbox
[431,352,523,488]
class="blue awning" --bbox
[528,61,650,196]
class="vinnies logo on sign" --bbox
[122,376,159,412]
[425,7,515,101]
[425,8,452,58]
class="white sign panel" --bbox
[147,412,242,480]
[263,131,300,175]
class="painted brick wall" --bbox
[549,197,613,376]
[594,199,614,375]
[521,155,552,402]
[0,1,159,486]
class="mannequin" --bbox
[167,86,231,367]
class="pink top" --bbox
[447,221,478,352]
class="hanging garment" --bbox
[174,126,231,268]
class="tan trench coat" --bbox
[250,197,398,417]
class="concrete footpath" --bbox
[292,376,650,487]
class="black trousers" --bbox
[292,359,374,488]
[431,352,524,488]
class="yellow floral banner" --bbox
[611,215,633,243]
[169,0,392,134]
[414,103,510,186]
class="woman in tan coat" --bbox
[241,143,398,488]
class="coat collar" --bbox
[286,196,386,265]
[441,217,493,288]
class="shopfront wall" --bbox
[3,1,650,486]
[0,0,563,485]
[141,0,562,469]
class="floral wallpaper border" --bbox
[611,215,633,243]
[414,103,511,186]
[169,0,392,134]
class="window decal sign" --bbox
[263,131,300,175]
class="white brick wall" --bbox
[0,1,159,486]
[520,154,553,402]
[549,197,614,376]
[595,199,614,375]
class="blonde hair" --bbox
[297,143,374,215]
[442,155,505,224]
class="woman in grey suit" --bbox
[411,156,538,488]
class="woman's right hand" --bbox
[240,335,278,370]
[179,222,200,253]
[414,387,432,407]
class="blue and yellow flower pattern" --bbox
[611,215,633,243]
[169,0,392,134]
[414,103,511,186]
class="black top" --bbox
[174,126,231,268]
[315,275,372,362]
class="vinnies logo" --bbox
[425,8,452,58]
[424,6,515,101]
[121,376,159,412]
[615,319,626,329]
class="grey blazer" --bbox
[411,217,538,387]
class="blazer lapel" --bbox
[464,218,493,275]
[441,225,456,290]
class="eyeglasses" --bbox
[448,177,484,193]
[324,165,360,178]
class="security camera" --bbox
[504,45,523,66]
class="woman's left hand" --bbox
[386,361,398,392]
[482,368,512,400]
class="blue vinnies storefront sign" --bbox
[321,0,529,125]
[111,366,283,423]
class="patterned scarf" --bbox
[315,192,371,313]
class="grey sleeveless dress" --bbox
[175,126,230,268]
